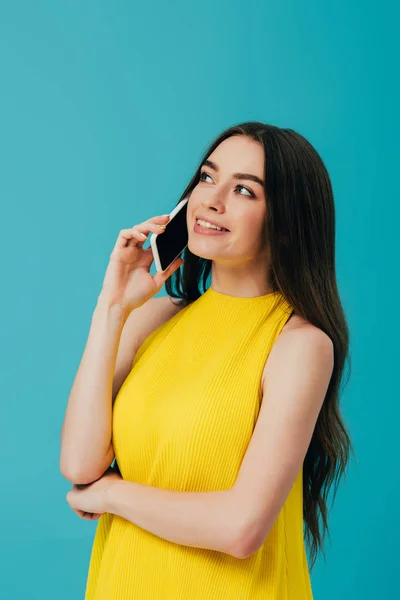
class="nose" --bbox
[201,193,226,214]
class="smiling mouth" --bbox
[195,218,230,232]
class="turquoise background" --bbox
[1,1,397,598]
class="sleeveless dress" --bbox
[84,286,313,599]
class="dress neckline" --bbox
[205,285,282,303]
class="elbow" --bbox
[230,530,261,560]
[228,518,267,560]
[59,457,103,485]
[226,491,272,559]
[221,491,260,559]
[60,443,115,484]
[60,462,89,485]
[229,530,256,560]
[59,453,74,482]
[221,520,255,560]
[217,492,250,558]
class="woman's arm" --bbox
[60,295,183,485]
[104,479,242,557]
[60,297,130,484]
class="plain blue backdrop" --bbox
[0,1,397,598]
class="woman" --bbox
[61,121,353,599]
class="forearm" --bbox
[106,479,241,557]
[60,297,129,483]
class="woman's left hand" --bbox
[66,466,122,520]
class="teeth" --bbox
[196,218,227,231]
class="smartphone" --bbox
[150,196,189,273]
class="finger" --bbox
[83,511,102,519]
[139,245,155,269]
[147,214,170,224]
[126,214,170,241]
[134,221,169,237]
[153,256,184,288]
[114,228,148,251]
[75,509,102,520]
[114,222,168,251]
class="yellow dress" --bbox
[84,286,313,599]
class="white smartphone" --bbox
[150,196,189,273]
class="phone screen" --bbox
[154,199,189,272]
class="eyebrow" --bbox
[201,159,265,188]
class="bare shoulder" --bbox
[261,312,334,392]
[279,311,330,340]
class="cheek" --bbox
[238,212,267,249]
[240,209,266,235]
[187,196,202,225]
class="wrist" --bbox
[95,295,132,320]
[104,477,124,514]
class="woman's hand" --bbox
[99,213,184,313]
[66,466,122,520]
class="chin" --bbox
[187,241,220,261]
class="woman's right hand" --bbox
[99,214,184,312]
[70,464,122,521]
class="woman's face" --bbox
[187,135,268,265]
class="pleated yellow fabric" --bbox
[84,286,313,599]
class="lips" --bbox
[195,216,230,231]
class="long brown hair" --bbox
[165,121,354,571]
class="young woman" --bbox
[61,121,353,599]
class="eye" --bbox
[236,184,255,198]
[199,171,255,198]
[199,171,212,183]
